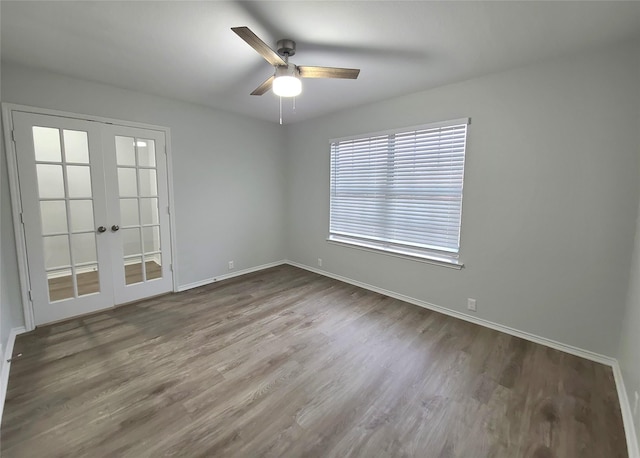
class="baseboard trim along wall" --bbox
[286,261,615,364]
[177,260,287,292]
[284,260,639,458]
[0,326,27,424]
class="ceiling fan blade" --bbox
[297,66,360,79]
[250,75,274,96]
[232,26,286,67]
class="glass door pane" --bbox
[115,136,163,286]
[32,126,103,302]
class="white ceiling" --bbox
[2,1,640,124]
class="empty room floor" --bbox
[1,265,627,457]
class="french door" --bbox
[12,111,173,325]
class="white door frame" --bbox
[1,103,179,331]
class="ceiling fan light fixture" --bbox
[272,65,301,97]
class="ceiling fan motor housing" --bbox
[277,39,296,57]
[275,64,299,78]
[231,26,360,98]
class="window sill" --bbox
[326,237,464,270]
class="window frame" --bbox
[327,117,469,269]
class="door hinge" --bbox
[20,212,25,225]
[11,130,16,142]
[167,206,171,215]
[170,263,173,272]
[27,290,33,302]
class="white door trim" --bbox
[1,103,179,331]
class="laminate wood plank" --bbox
[1,265,627,457]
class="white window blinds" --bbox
[329,118,469,264]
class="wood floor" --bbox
[1,265,627,457]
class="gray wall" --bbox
[285,39,640,357]
[619,204,640,448]
[618,61,640,448]
[1,62,287,335]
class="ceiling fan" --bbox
[232,26,360,98]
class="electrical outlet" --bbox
[634,391,639,417]
[228,261,234,270]
[467,298,477,312]
[318,258,323,267]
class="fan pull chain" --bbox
[293,97,296,113]
[279,96,283,125]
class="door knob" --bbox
[111,225,120,232]
[97,226,107,233]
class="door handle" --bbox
[97,226,107,233]
[111,225,120,232]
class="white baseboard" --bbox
[285,260,615,365]
[0,326,27,424]
[612,361,640,458]
[177,260,287,292]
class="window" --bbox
[329,118,469,267]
